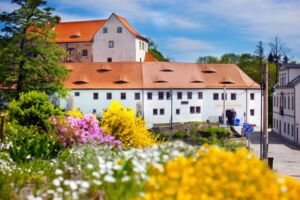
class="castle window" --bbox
[213,93,219,100]
[135,93,140,100]
[93,93,99,100]
[117,27,122,33]
[74,92,80,97]
[107,93,112,100]
[198,92,203,99]
[109,41,114,48]
[82,49,88,56]
[107,57,112,62]
[120,92,126,100]
[103,27,108,33]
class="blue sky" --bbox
[1,0,300,62]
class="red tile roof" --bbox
[144,52,158,62]
[54,14,147,43]
[54,20,106,43]
[63,62,260,90]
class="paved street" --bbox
[250,131,300,180]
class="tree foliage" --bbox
[268,36,291,82]
[148,38,171,62]
[0,0,68,101]
[8,91,62,133]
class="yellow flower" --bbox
[144,146,300,200]
[101,100,157,148]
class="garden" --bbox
[0,91,300,200]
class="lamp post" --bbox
[223,85,226,125]
[169,88,173,137]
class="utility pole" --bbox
[263,63,269,159]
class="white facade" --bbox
[61,88,262,128]
[273,64,300,146]
[92,14,148,62]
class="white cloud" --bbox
[163,37,217,61]
[54,0,202,29]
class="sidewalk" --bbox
[250,131,300,180]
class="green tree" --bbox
[0,0,68,101]
[254,41,264,82]
[196,56,219,64]
[8,91,62,133]
[268,36,290,83]
[220,53,240,64]
[148,38,171,61]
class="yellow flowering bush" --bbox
[101,101,156,148]
[144,145,300,200]
[66,108,83,118]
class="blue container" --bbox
[234,119,240,126]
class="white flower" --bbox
[92,171,100,178]
[69,181,78,190]
[56,187,63,193]
[53,178,61,187]
[121,176,130,182]
[87,164,94,169]
[26,154,31,159]
[93,180,102,185]
[104,175,116,183]
[81,181,90,189]
[55,169,63,175]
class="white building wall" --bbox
[92,15,136,62]
[60,88,261,128]
[289,69,300,83]
[135,39,148,62]
[295,84,300,145]
[60,89,142,116]
[273,87,298,144]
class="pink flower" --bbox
[51,114,121,149]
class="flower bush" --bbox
[66,108,83,118]
[33,141,197,200]
[51,114,121,149]
[143,145,300,200]
[101,101,157,148]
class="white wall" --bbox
[60,89,142,116]
[273,87,299,144]
[135,39,148,62]
[295,84,300,145]
[92,15,136,62]
[60,88,262,128]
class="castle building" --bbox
[54,13,262,127]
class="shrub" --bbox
[143,145,300,200]
[51,114,121,149]
[200,126,231,138]
[8,91,62,132]
[5,122,61,163]
[101,101,156,148]
[172,131,185,139]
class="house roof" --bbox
[144,52,158,62]
[287,75,300,87]
[54,13,148,43]
[54,20,106,43]
[63,62,260,90]
[279,63,300,71]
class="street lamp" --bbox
[220,77,235,126]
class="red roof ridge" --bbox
[59,19,106,24]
